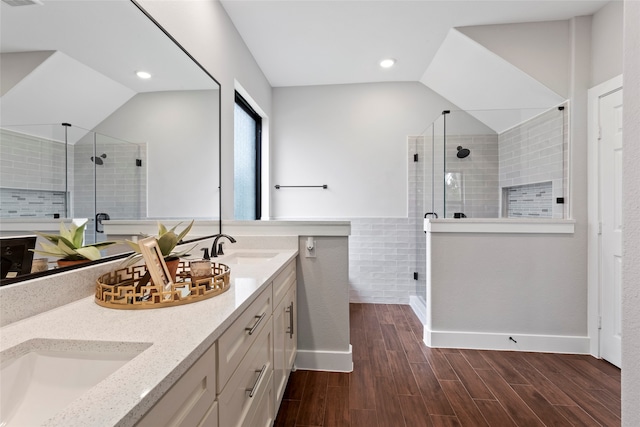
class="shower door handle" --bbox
[96,213,110,233]
[424,212,438,233]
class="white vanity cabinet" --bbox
[272,261,297,409]
[135,258,297,427]
[135,342,218,427]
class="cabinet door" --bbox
[274,282,297,408]
[284,283,297,373]
[198,401,218,427]
[244,374,274,427]
[273,296,287,405]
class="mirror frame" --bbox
[0,0,222,286]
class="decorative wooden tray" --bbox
[95,261,230,309]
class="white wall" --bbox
[459,20,571,98]
[622,1,640,424]
[458,4,624,100]
[295,235,351,370]
[137,0,272,221]
[94,90,218,219]
[272,82,459,218]
[591,0,624,87]
[428,231,587,338]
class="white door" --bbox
[599,88,623,368]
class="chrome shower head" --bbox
[456,146,470,159]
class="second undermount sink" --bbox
[0,339,150,427]
[219,252,278,265]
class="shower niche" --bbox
[0,124,146,244]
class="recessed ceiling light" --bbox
[136,71,152,79]
[379,58,396,68]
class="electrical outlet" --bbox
[305,239,316,258]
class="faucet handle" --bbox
[217,242,225,256]
[201,247,210,260]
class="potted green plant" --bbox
[124,220,195,278]
[31,220,117,267]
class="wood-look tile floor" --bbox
[275,303,621,427]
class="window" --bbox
[234,92,262,220]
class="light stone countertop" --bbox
[0,248,298,427]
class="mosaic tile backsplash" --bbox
[0,188,66,218]
[504,181,553,218]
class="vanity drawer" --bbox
[136,342,216,427]
[218,316,273,427]
[272,260,296,306]
[217,285,272,391]
[244,372,274,427]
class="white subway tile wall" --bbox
[498,106,567,218]
[0,128,69,192]
[441,134,500,218]
[421,124,500,219]
[1,128,71,217]
[349,137,426,304]
[349,217,417,304]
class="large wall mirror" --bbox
[0,0,221,283]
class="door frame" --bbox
[587,74,623,358]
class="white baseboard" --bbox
[294,345,353,372]
[424,329,590,354]
[409,295,426,324]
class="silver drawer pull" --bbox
[286,302,294,339]
[245,313,266,335]
[246,364,267,397]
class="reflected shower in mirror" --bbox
[0,0,221,282]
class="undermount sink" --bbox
[220,252,277,265]
[0,339,150,427]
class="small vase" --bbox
[165,257,180,282]
[57,259,91,268]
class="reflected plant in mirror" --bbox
[31,220,117,267]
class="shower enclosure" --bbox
[0,123,146,244]
[411,105,568,308]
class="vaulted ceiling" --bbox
[220,0,609,88]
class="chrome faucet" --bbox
[211,234,236,257]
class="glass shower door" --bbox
[410,120,438,311]
[72,131,146,244]
[410,133,425,308]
